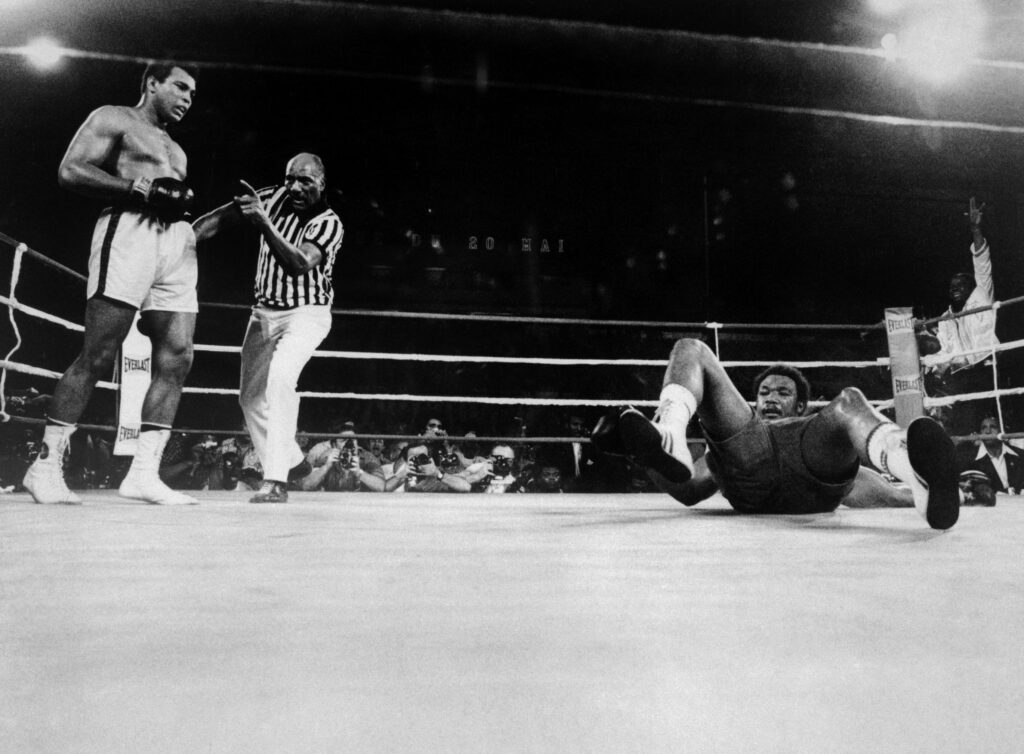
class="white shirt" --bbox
[935,240,998,371]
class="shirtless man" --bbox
[23,63,200,505]
[592,339,960,529]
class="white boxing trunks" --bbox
[87,208,198,312]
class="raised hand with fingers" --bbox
[233,179,271,229]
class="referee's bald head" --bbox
[287,153,325,181]
[285,152,327,209]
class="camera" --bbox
[491,456,512,477]
[438,452,461,473]
[409,452,433,472]
[337,439,357,467]
[18,439,40,464]
[221,451,241,484]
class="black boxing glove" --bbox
[131,176,195,222]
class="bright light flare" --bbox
[22,36,64,70]
[898,1,985,85]
[880,33,899,62]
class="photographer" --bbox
[464,444,518,493]
[385,442,470,492]
[299,430,385,492]
[160,433,223,490]
[219,433,263,491]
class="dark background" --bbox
[2,0,1024,430]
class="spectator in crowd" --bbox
[959,470,997,506]
[220,431,263,491]
[423,417,445,437]
[967,415,1024,495]
[515,453,568,493]
[465,443,518,493]
[366,436,386,465]
[385,442,470,492]
[921,197,999,436]
[298,425,385,492]
[562,413,597,489]
[380,439,409,483]
[451,430,486,470]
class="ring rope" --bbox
[200,300,880,331]
[0,358,898,410]
[0,231,88,283]
[921,336,1024,364]
[916,295,1023,329]
[0,243,27,422]
[0,294,85,333]
[192,343,887,369]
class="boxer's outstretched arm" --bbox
[192,201,240,243]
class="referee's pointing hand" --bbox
[233,180,270,229]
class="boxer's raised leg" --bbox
[803,388,959,530]
[595,338,752,483]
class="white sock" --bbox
[866,422,915,485]
[656,383,697,447]
[39,422,76,466]
[128,429,171,476]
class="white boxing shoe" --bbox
[23,462,82,505]
[119,471,197,505]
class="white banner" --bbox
[113,314,152,456]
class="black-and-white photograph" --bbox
[2,1,1023,751]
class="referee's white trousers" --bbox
[239,304,332,483]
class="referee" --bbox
[193,152,344,502]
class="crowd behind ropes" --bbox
[0,401,658,496]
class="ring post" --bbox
[884,306,925,428]
[113,312,152,456]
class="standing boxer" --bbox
[193,153,344,503]
[24,63,200,505]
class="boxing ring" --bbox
[2,234,1024,752]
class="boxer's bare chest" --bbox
[115,119,186,179]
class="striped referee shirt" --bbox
[253,185,344,308]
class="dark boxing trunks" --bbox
[703,412,856,515]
